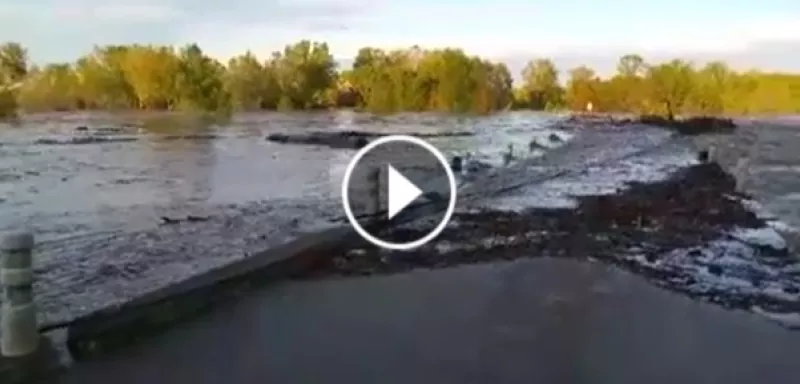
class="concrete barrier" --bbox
[370,166,387,215]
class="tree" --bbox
[273,40,338,109]
[689,61,732,114]
[4,39,800,116]
[120,45,179,109]
[616,54,646,78]
[609,54,648,113]
[17,63,80,111]
[645,59,695,119]
[520,58,562,110]
[173,44,231,113]
[74,45,136,109]
[565,66,598,111]
[226,51,281,110]
[0,42,28,85]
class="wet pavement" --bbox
[53,258,800,384]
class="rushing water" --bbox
[1,111,579,324]
[3,111,800,328]
[696,119,800,234]
[0,111,564,242]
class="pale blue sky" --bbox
[1,0,799,77]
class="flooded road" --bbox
[0,111,569,325]
[3,111,800,329]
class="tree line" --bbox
[1,40,799,118]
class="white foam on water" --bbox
[734,197,776,220]
[753,164,800,173]
[455,126,574,170]
[726,196,800,235]
[475,146,699,212]
[769,220,799,233]
[622,237,800,329]
[730,227,788,250]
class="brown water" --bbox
[0,111,563,241]
[0,110,572,325]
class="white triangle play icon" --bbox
[387,165,423,220]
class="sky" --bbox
[1,0,800,77]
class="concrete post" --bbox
[368,166,387,216]
[378,166,388,213]
[1,232,38,357]
[367,168,379,215]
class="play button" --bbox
[341,135,457,250]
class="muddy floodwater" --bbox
[0,111,563,241]
[2,111,800,328]
[0,111,573,324]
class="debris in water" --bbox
[160,215,211,225]
[160,217,181,225]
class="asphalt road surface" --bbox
[55,258,800,384]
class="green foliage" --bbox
[17,63,81,111]
[0,88,17,118]
[173,44,231,113]
[0,42,28,84]
[2,41,800,118]
[344,47,515,114]
[560,54,800,118]
[520,58,563,110]
[226,51,280,110]
[272,40,338,109]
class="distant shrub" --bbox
[0,89,18,119]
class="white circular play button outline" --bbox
[341,135,457,251]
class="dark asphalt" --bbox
[56,258,800,384]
